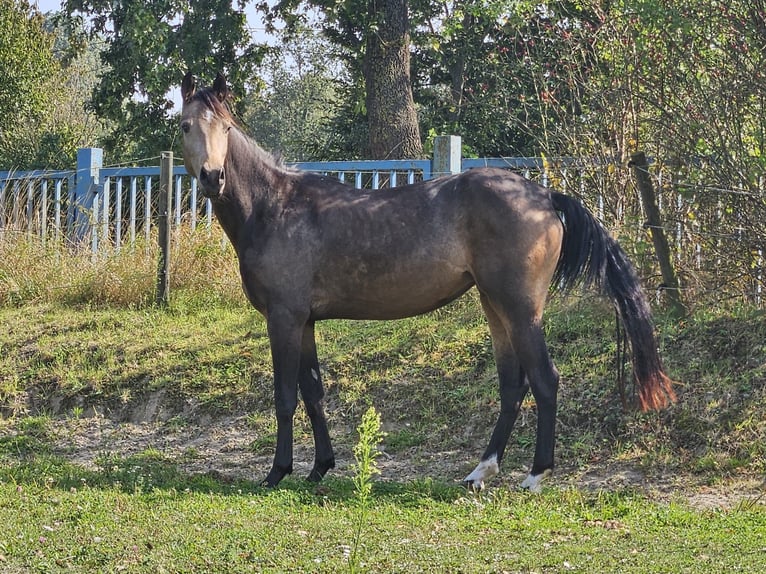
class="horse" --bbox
[180,72,676,491]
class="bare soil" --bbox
[21,390,764,512]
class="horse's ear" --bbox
[181,72,196,103]
[213,72,230,103]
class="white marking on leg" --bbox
[520,468,552,493]
[311,368,319,381]
[463,454,499,490]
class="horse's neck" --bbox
[215,129,289,249]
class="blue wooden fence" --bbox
[3,136,564,252]
[1,139,764,304]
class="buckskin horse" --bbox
[180,72,675,491]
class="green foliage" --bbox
[349,406,383,572]
[352,406,383,503]
[39,16,107,169]
[0,0,58,167]
[61,0,268,162]
[412,0,536,156]
[242,30,349,160]
[262,0,422,159]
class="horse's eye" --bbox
[181,121,191,134]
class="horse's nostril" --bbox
[219,168,225,184]
[200,166,210,182]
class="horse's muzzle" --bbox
[199,166,225,198]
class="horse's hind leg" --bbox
[511,318,560,493]
[298,322,335,482]
[467,293,560,492]
[464,295,530,490]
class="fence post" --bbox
[70,147,103,245]
[630,151,687,318]
[156,151,173,306]
[432,135,462,177]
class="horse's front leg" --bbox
[262,305,307,488]
[299,321,335,482]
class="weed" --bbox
[163,415,188,432]
[349,405,383,573]
[18,414,52,437]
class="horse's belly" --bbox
[311,265,474,320]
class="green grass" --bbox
[0,463,763,572]
[1,297,764,571]
[1,295,765,480]
[1,233,766,571]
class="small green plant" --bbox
[17,414,50,435]
[384,427,425,453]
[348,405,383,573]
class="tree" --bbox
[242,29,347,160]
[364,0,422,158]
[475,0,766,302]
[62,0,267,162]
[410,0,604,157]
[30,14,108,169]
[0,0,59,168]
[263,0,423,159]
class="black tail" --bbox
[550,192,676,411]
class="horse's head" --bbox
[180,72,233,198]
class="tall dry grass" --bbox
[0,226,244,308]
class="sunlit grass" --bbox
[0,226,243,307]
[0,458,763,573]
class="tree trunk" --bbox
[630,151,688,318]
[364,0,423,159]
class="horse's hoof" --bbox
[462,478,485,492]
[306,458,335,483]
[520,469,552,493]
[260,472,283,488]
[463,455,498,492]
[261,464,293,488]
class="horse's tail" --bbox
[550,192,676,411]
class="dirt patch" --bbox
[4,386,764,510]
[9,403,756,511]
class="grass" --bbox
[1,233,765,571]
[0,462,763,572]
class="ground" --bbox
[14,392,761,512]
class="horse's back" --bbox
[298,173,475,319]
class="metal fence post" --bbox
[432,135,462,177]
[156,151,173,306]
[70,147,103,245]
